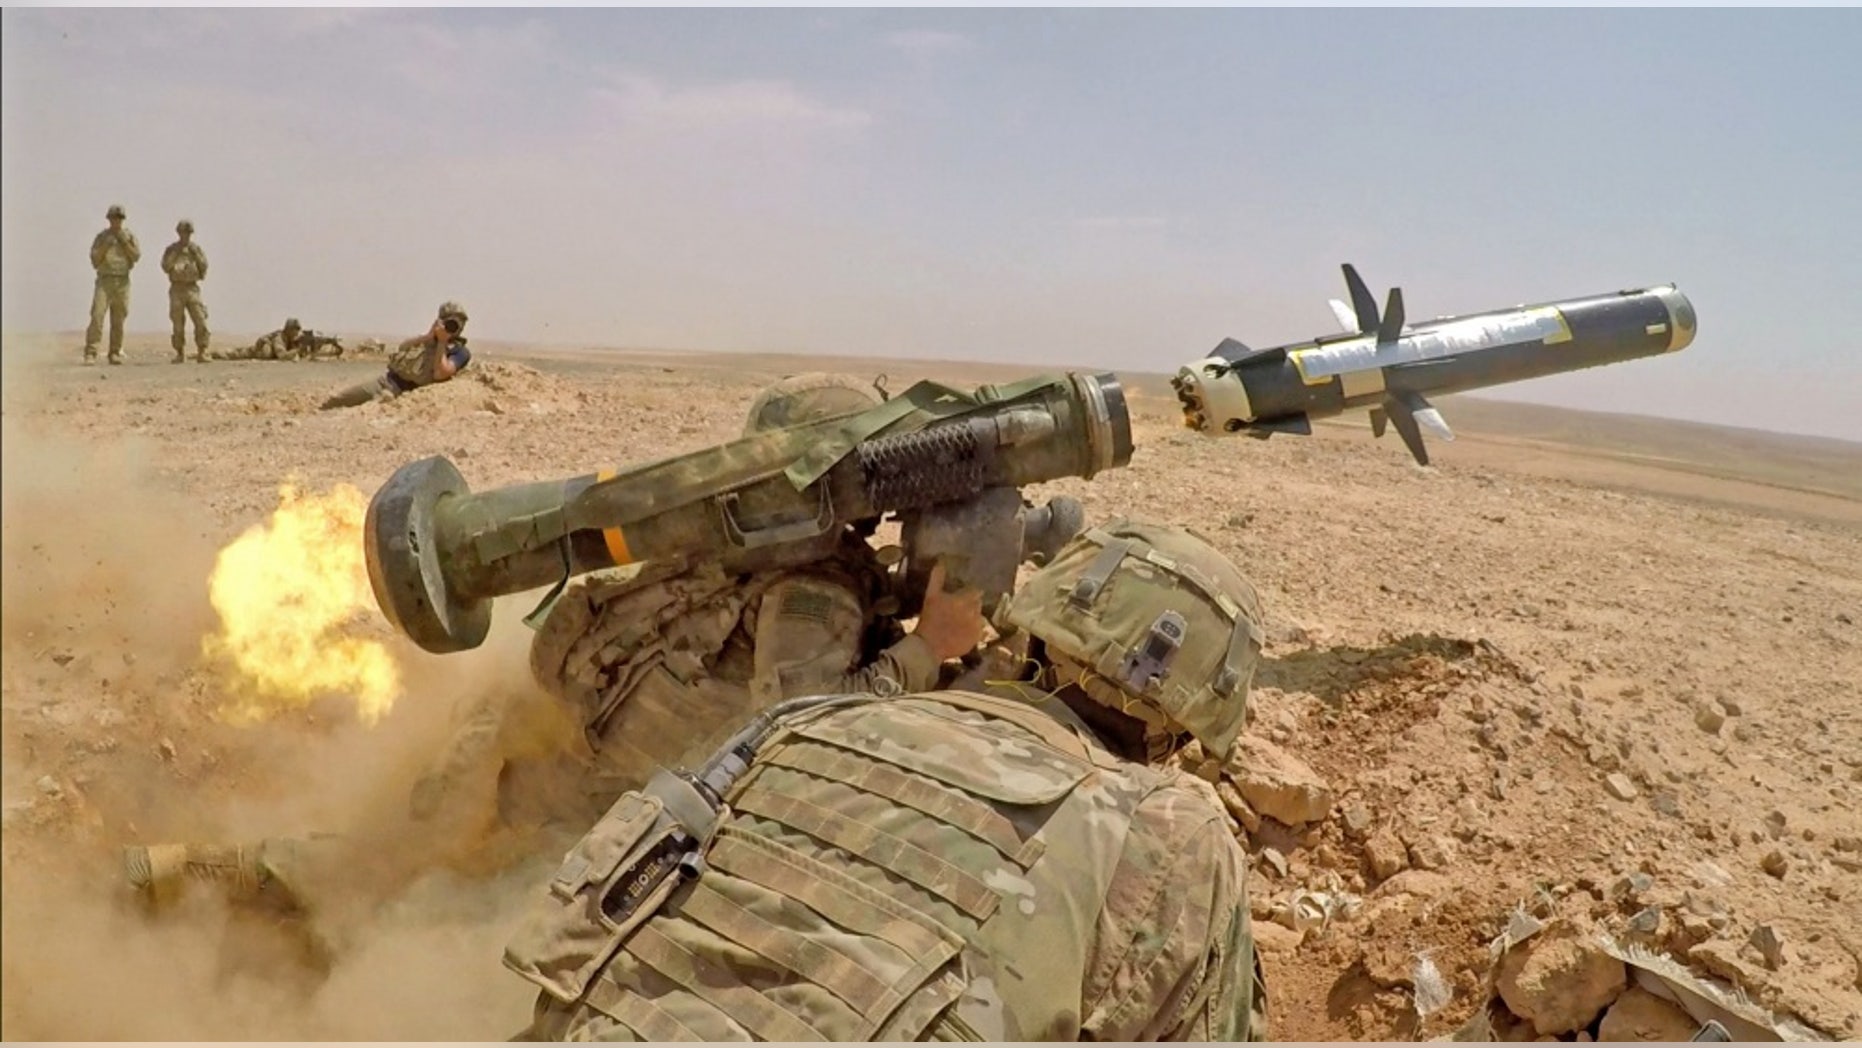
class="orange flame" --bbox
[203,482,400,725]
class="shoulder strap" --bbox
[905,690,1120,769]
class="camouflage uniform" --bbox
[320,301,472,409]
[84,205,139,364]
[504,520,1270,1042]
[216,319,315,362]
[161,220,210,362]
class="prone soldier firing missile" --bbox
[118,375,999,948]
[408,373,1002,837]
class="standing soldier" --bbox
[84,204,140,365]
[161,219,210,363]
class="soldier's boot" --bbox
[123,842,266,908]
[172,342,187,364]
[194,344,210,363]
[82,347,98,366]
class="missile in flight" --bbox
[1172,265,1697,464]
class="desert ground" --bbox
[2,330,1858,1041]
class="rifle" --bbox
[293,331,346,360]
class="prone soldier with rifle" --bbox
[213,317,346,362]
[288,327,346,360]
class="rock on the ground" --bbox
[1215,780,1261,834]
[1225,735,1335,827]
[1366,827,1410,882]
[1604,773,1639,801]
[1746,924,1786,970]
[1496,924,1629,1036]
[1597,986,1697,1042]
[1407,833,1458,871]
[1259,847,1290,879]
[1341,800,1374,839]
[1252,921,1305,955]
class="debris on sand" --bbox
[1458,916,1837,1042]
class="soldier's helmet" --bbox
[176,219,194,233]
[742,372,881,436]
[284,317,302,332]
[1003,519,1265,761]
[438,300,468,322]
[106,205,126,219]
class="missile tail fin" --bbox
[1343,263,1379,336]
[1386,402,1430,465]
[1329,298,1359,333]
[1252,414,1313,438]
[1214,338,1287,365]
[1414,402,1455,443]
[1383,390,1439,466]
[1377,287,1406,343]
[1370,407,1388,438]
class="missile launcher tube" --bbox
[367,372,1130,653]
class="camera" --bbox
[441,317,463,336]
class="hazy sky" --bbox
[4,8,1858,441]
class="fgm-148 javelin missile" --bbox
[1171,265,1698,464]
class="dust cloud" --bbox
[2,344,551,1039]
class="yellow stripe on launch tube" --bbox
[594,470,636,566]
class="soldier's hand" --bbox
[914,563,985,661]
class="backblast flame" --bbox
[203,482,401,725]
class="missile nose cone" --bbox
[1654,286,1697,352]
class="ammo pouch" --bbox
[503,779,702,1003]
[528,560,763,732]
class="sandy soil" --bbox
[3,331,1858,1040]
